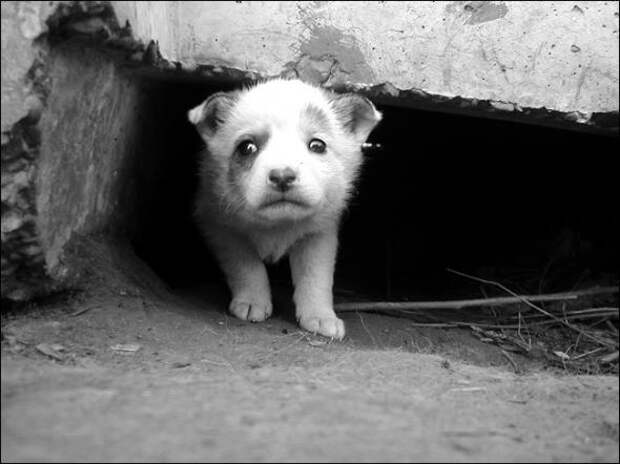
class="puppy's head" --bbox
[189,79,381,226]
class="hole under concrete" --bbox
[6,41,618,374]
[125,74,619,312]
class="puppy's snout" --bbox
[268,167,297,192]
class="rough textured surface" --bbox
[1,2,138,300]
[2,284,619,462]
[1,117,50,301]
[1,1,53,300]
[0,1,51,133]
[35,43,142,282]
[113,0,619,114]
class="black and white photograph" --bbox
[1,1,618,462]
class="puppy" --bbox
[188,78,381,339]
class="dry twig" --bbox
[334,286,617,312]
[444,269,616,347]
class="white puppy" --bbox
[188,79,381,339]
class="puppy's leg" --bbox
[290,230,344,339]
[208,231,272,322]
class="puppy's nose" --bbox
[268,168,297,192]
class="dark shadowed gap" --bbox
[126,75,619,306]
[339,106,618,300]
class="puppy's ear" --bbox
[188,91,238,139]
[329,93,382,144]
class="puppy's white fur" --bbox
[189,79,381,339]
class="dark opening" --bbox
[126,77,236,291]
[127,76,619,306]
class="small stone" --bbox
[68,17,109,35]
[570,44,581,52]
[36,343,64,361]
[309,340,327,347]
[171,361,191,368]
[18,2,45,39]
[1,213,24,233]
[381,82,400,98]
[5,335,27,353]
[565,111,591,123]
[110,343,141,353]
[24,94,43,121]
[490,101,515,112]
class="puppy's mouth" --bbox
[260,198,309,209]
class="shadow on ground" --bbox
[2,276,619,462]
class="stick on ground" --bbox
[334,286,618,312]
[444,269,617,347]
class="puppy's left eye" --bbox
[308,138,326,154]
[237,140,258,157]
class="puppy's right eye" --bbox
[308,138,326,154]
[237,140,258,157]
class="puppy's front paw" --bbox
[230,299,272,322]
[298,315,345,340]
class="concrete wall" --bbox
[1,1,51,133]
[2,1,51,299]
[111,0,620,114]
[35,44,143,279]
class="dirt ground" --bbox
[2,277,619,463]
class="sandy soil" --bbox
[2,281,619,462]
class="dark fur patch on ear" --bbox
[188,91,239,138]
[328,93,382,141]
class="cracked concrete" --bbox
[109,1,619,113]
